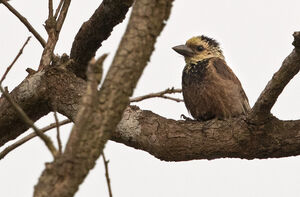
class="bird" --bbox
[172,35,250,121]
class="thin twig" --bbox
[0,36,31,84]
[48,0,53,18]
[54,0,64,19]
[0,86,58,158]
[39,0,71,70]
[56,0,71,32]
[0,119,71,160]
[130,87,183,103]
[54,111,63,154]
[0,0,46,47]
[160,95,183,103]
[102,152,113,197]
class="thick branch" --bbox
[249,32,300,121]
[113,106,300,161]
[0,85,58,158]
[33,0,174,196]
[0,72,50,146]
[69,0,134,79]
[1,53,300,163]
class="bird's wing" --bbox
[211,57,251,111]
[210,57,240,83]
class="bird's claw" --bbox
[180,114,194,121]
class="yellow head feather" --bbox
[185,36,224,64]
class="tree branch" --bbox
[69,0,134,79]
[0,86,58,158]
[0,0,46,47]
[38,0,71,70]
[54,0,64,20]
[1,28,299,163]
[0,36,31,84]
[0,119,70,160]
[112,106,300,161]
[102,152,113,197]
[33,0,174,196]
[0,71,50,146]
[130,88,182,103]
[249,32,300,122]
[48,0,53,19]
[53,111,62,154]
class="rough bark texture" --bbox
[69,0,134,79]
[33,0,174,196]
[1,30,300,160]
[1,0,300,196]
[1,32,300,161]
[114,106,300,161]
[0,72,50,146]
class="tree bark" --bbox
[114,106,300,161]
[69,0,134,79]
[0,1,300,196]
[0,72,50,146]
[33,0,174,196]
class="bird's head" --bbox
[173,35,224,64]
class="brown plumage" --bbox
[173,35,250,120]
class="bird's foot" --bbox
[180,114,194,121]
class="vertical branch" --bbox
[48,0,53,18]
[54,111,62,154]
[39,0,71,70]
[102,152,113,197]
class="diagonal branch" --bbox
[56,0,71,32]
[249,32,300,122]
[1,30,300,164]
[0,72,50,146]
[69,0,134,79]
[34,0,174,196]
[0,36,31,84]
[0,0,46,47]
[54,0,64,20]
[0,119,71,160]
[102,152,113,197]
[0,86,58,158]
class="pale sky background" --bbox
[1,0,300,197]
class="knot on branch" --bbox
[52,53,74,69]
[292,31,300,48]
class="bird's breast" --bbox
[182,59,210,87]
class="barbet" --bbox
[173,35,250,121]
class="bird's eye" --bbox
[196,45,204,51]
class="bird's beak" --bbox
[172,45,195,57]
